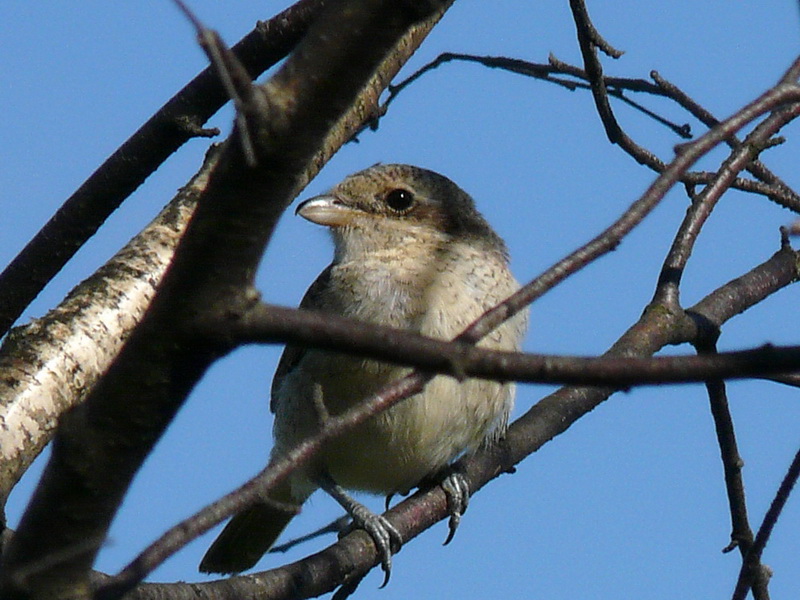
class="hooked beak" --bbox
[295,195,360,227]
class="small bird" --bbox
[200,164,528,579]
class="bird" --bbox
[199,163,528,580]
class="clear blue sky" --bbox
[2,2,800,598]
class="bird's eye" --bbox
[384,188,415,212]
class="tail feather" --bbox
[199,486,298,574]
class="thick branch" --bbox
[0,2,452,598]
[0,0,324,337]
[0,151,218,510]
[0,0,444,512]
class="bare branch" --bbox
[0,150,218,509]
[696,341,765,596]
[655,103,800,305]
[568,0,623,59]
[0,2,454,598]
[650,70,800,211]
[374,52,800,209]
[98,371,432,600]
[569,0,629,147]
[482,74,800,345]
[0,0,325,336]
[0,0,451,520]
[731,447,800,600]
[115,217,800,600]
[236,300,800,381]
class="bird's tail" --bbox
[199,480,300,575]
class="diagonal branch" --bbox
[651,70,799,209]
[655,102,800,305]
[569,0,627,146]
[380,52,688,137]
[0,150,219,510]
[0,0,447,520]
[112,216,800,600]
[0,0,325,337]
[0,2,454,599]
[731,446,800,600]
[373,51,800,210]
[695,339,764,597]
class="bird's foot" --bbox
[441,470,470,545]
[343,502,403,586]
[319,473,402,587]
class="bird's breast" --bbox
[273,242,526,494]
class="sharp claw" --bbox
[319,473,403,586]
[379,559,391,588]
[441,471,470,546]
[348,504,403,586]
[443,515,459,546]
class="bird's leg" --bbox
[317,471,403,586]
[440,467,470,546]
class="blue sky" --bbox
[2,2,800,598]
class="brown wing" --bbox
[270,265,333,413]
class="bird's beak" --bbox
[296,195,360,227]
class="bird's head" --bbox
[296,164,506,262]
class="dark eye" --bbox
[384,188,415,212]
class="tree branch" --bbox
[731,446,800,600]
[0,149,219,510]
[109,210,800,600]
[372,52,800,210]
[0,2,453,598]
[650,70,799,209]
[0,0,325,337]
[0,0,448,525]
[223,306,800,388]
[696,341,764,597]
[655,103,800,305]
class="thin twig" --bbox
[695,338,764,597]
[651,70,800,212]
[374,52,799,208]
[731,447,800,600]
[96,372,433,600]
[568,0,623,59]
[655,103,800,305]
[569,0,627,146]
[174,0,262,166]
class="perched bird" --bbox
[200,164,528,578]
